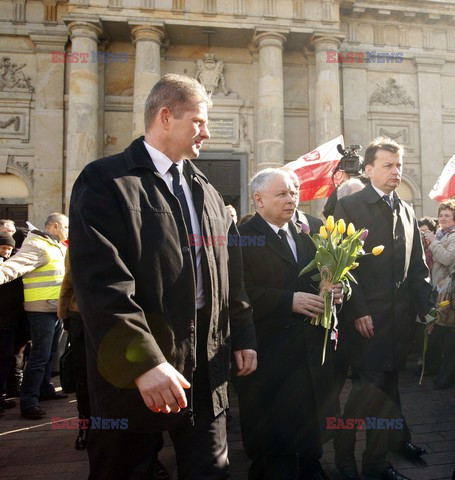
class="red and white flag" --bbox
[429,153,455,202]
[285,136,344,202]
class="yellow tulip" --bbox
[439,300,451,307]
[351,262,359,269]
[372,245,384,256]
[337,219,346,234]
[319,225,328,239]
[347,223,356,236]
[326,215,335,232]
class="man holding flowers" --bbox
[334,137,434,480]
[236,168,343,480]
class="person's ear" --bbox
[158,107,172,129]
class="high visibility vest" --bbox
[22,237,65,304]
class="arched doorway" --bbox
[0,173,29,227]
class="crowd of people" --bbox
[1,73,454,480]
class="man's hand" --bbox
[234,349,257,376]
[135,362,191,414]
[354,315,374,339]
[292,292,325,317]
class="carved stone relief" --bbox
[12,0,26,24]
[195,54,232,96]
[172,0,184,11]
[264,0,276,17]
[44,0,58,23]
[369,78,415,107]
[293,0,304,20]
[378,127,408,144]
[7,155,34,185]
[0,57,34,93]
[0,111,28,141]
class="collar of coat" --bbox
[124,136,210,186]
[363,182,402,207]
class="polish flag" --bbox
[429,153,455,202]
[285,136,344,202]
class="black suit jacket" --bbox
[69,137,256,431]
[236,213,336,458]
[334,183,433,371]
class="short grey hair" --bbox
[250,168,289,201]
[44,213,67,228]
[337,178,365,200]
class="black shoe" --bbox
[390,441,427,459]
[21,406,46,419]
[381,466,411,480]
[0,398,17,409]
[151,458,170,480]
[336,456,360,479]
[75,427,89,450]
[40,392,68,401]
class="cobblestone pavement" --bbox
[1,362,454,480]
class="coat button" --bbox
[182,246,190,254]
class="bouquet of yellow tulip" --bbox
[299,215,384,365]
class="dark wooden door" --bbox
[193,159,241,214]
[0,204,28,228]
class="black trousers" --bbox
[335,369,411,476]
[68,315,90,418]
[87,306,229,479]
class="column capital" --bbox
[67,20,103,43]
[130,24,165,45]
[254,30,287,50]
[311,31,345,51]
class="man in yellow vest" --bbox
[0,213,68,419]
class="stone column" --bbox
[341,60,368,147]
[66,21,102,208]
[131,25,164,139]
[415,57,445,215]
[310,33,344,216]
[255,31,286,170]
[30,33,68,225]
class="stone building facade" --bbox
[0,0,454,226]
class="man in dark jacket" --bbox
[236,168,343,480]
[69,74,257,480]
[334,137,434,480]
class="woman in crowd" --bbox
[423,200,455,389]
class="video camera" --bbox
[336,144,364,176]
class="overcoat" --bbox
[69,137,256,432]
[334,183,433,371]
[236,213,336,458]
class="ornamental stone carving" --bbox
[0,57,34,93]
[0,116,20,131]
[195,54,230,96]
[369,78,415,107]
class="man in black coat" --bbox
[334,137,434,480]
[236,168,343,480]
[69,74,257,480]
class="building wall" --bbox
[0,0,454,226]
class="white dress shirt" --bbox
[143,140,205,308]
[265,220,298,262]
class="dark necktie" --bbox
[278,229,296,262]
[169,164,197,273]
[382,194,393,210]
[169,163,193,236]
